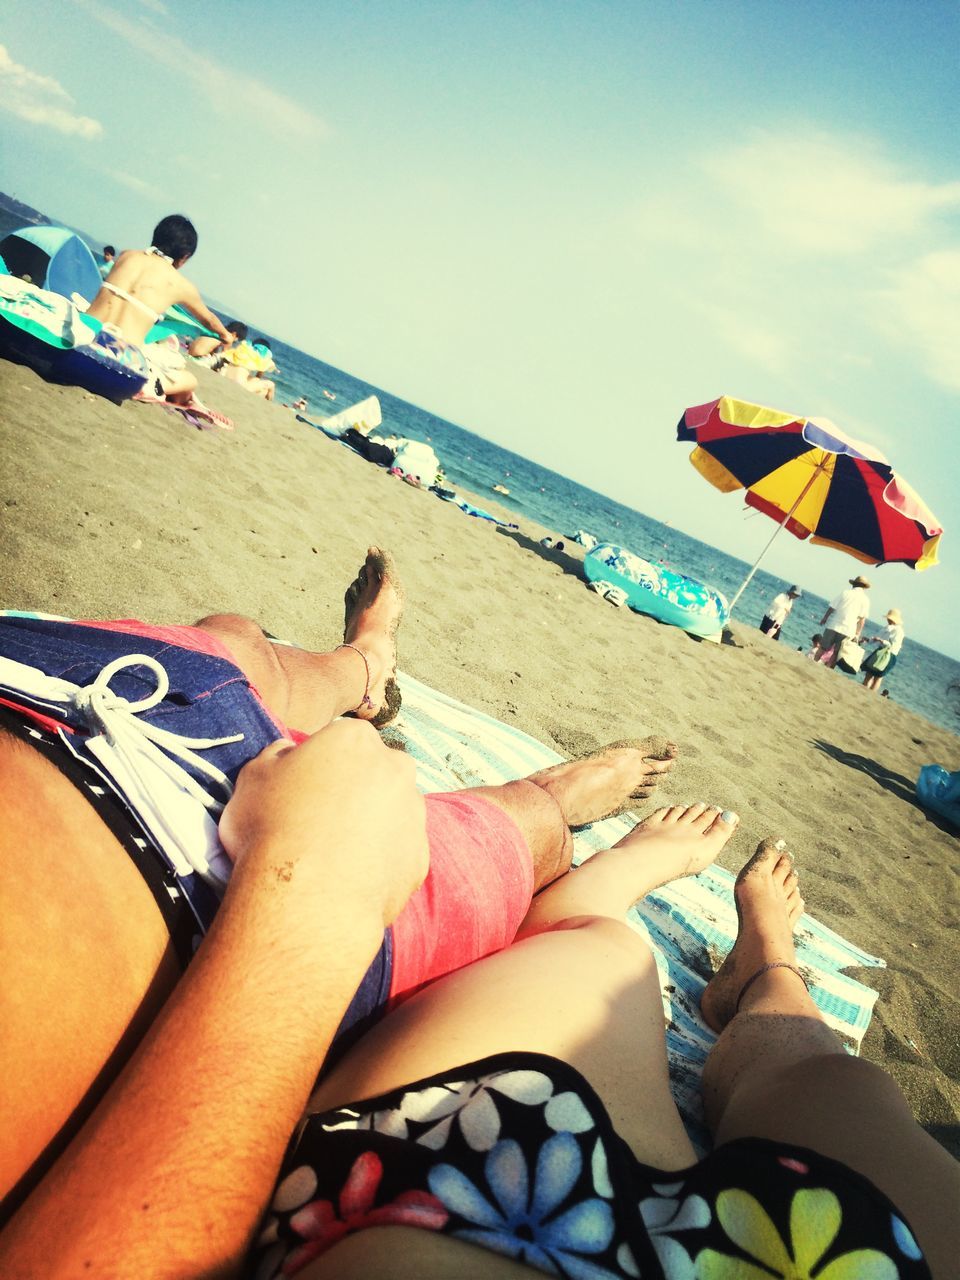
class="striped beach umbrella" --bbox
[677,396,943,610]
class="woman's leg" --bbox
[311,914,697,1172]
[192,547,402,731]
[517,803,738,932]
[701,840,959,1278]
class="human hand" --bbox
[220,331,236,347]
[219,720,428,929]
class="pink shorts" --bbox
[390,791,534,1000]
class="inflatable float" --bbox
[0,274,147,402]
[584,544,729,640]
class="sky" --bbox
[1,0,958,654]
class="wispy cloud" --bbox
[877,250,960,393]
[701,128,960,255]
[622,124,960,400]
[106,168,165,201]
[0,43,103,139]
[74,0,329,140]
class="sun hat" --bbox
[787,585,801,596]
[886,608,903,625]
[849,575,871,588]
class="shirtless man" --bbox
[87,214,235,405]
[189,318,248,361]
[0,548,678,1229]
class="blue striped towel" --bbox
[388,670,885,1153]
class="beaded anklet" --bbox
[338,643,374,714]
[735,961,809,1014]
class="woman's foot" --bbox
[342,547,404,728]
[517,804,737,936]
[700,838,807,1034]
[611,803,739,888]
[528,737,679,825]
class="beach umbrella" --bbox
[676,396,943,611]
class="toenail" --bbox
[721,810,738,825]
[774,838,787,850]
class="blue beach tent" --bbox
[0,225,102,305]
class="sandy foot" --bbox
[701,837,806,1033]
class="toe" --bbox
[705,808,738,835]
[641,807,672,828]
[687,803,716,830]
[644,755,677,775]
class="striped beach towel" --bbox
[387,670,885,1153]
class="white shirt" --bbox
[766,592,795,625]
[879,622,905,655]
[828,587,870,637]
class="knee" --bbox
[556,915,655,972]
[193,612,261,640]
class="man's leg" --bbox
[193,547,402,732]
[465,738,679,890]
[387,742,680,1001]
[700,840,959,1278]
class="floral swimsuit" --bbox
[250,1052,930,1279]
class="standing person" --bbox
[813,575,871,667]
[98,244,116,278]
[759,584,801,640]
[863,608,905,692]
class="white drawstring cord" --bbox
[71,653,243,814]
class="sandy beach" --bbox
[1,358,958,1154]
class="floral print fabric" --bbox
[248,1052,930,1279]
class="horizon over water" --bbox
[263,332,959,737]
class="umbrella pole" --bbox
[727,458,829,615]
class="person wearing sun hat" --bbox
[813,575,871,667]
[863,607,905,691]
[759,583,801,640]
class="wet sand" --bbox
[1,358,958,1153]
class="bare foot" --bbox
[517,803,736,935]
[342,547,404,728]
[528,737,679,826]
[611,803,739,888]
[700,838,807,1034]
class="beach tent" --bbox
[0,226,102,306]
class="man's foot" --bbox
[610,803,739,891]
[528,737,679,826]
[342,547,404,728]
[700,838,806,1034]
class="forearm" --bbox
[0,852,382,1280]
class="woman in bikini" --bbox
[87,213,235,412]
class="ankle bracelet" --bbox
[735,961,809,1014]
[338,643,374,712]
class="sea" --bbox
[1,201,957,735]
[262,332,959,737]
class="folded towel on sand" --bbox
[386,670,885,1152]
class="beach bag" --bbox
[835,637,865,673]
[864,644,892,676]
